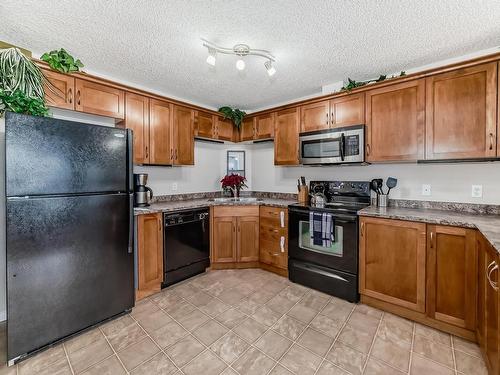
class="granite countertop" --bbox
[359,205,500,254]
[134,198,297,215]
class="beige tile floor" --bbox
[0,268,488,375]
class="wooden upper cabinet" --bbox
[300,101,329,133]
[426,62,498,160]
[173,105,194,165]
[216,117,234,141]
[125,93,150,164]
[212,216,237,263]
[426,225,477,329]
[75,79,125,119]
[195,110,215,139]
[274,108,300,165]
[149,99,172,165]
[255,112,275,139]
[240,117,255,141]
[359,217,426,312]
[137,213,163,300]
[330,93,365,128]
[365,79,425,162]
[42,69,75,110]
[237,216,259,262]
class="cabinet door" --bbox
[75,79,125,119]
[240,117,255,141]
[300,100,329,132]
[149,99,173,165]
[212,217,237,263]
[477,234,487,348]
[427,225,477,329]
[237,216,259,262]
[330,93,365,128]
[485,243,499,375]
[359,217,426,312]
[255,113,275,139]
[274,108,300,165]
[137,213,163,300]
[365,79,425,161]
[173,105,194,165]
[125,93,149,164]
[426,62,497,160]
[195,110,215,139]
[43,69,75,110]
[216,118,234,141]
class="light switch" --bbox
[172,182,178,191]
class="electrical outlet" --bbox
[471,185,483,198]
[422,184,431,196]
[172,182,178,191]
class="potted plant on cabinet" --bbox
[218,106,246,131]
[221,173,247,198]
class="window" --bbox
[227,151,245,177]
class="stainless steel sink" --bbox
[208,197,263,202]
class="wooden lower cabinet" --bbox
[259,207,288,275]
[211,206,259,266]
[359,217,427,312]
[360,216,481,342]
[137,213,163,300]
[427,225,477,330]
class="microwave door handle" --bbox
[340,134,345,161]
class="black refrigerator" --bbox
[5,112,135,363]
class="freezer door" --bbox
[5,112,128,197]
[6,194,134,361]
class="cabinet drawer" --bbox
[260,239,287,269]
[260,207,288,226]
[260,225,287,242]
[214,206,259,218]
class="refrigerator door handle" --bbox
[126,129,134,193]
[128,194,134,254]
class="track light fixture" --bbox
[202,38,276,75]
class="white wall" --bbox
[135,142,253,196]
[251,143,500,205]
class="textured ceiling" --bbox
[2,0,500,111]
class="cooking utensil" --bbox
[310,192,326,207]
[370,179,379,193]
[386,177,398,195]
[376,179,384,195]
[301,176,306,186]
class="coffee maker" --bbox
[134,173,153,207]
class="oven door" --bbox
[288,206,358,274]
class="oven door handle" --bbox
[294,262,349,283]
[289,208,358,222]
[340,133,345,161]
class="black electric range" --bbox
[288,181,371,302]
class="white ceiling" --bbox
[2,0,500,111]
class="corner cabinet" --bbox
[425,62,498,160]
[211,206,259,266]
[137,213,163,300]
[365,79,425,162]
[426,225,477,330]
[274,107,300,165]
[359,217,427,312]
[216,117,234,141]
[240,116,256,141]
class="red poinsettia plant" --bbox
[221,173,247,195]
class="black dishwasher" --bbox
[163,207,210,287]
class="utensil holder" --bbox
[298,186,309,204]
[377,194,388,208]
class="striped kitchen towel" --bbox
[310,211,335,247]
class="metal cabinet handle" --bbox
[170,148,173,160]
[76,90,81,105]
[68,88,73,104]
[489,133,494,150]
[145,146,148,159]
[366,143,371,156]
[487,261,499,291]
[175,149,178,160]
[326,112,329,125]
[360,222,364,236]
[158,218,162,230]
[430,231,434,248]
